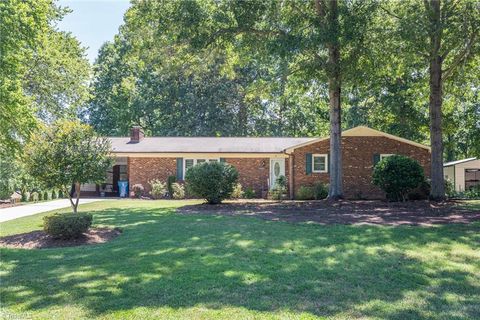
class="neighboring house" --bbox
[444,157,480,192]
[81,126,431,199]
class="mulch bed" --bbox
[178,200,480,226]
[0,227,122,249]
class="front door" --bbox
[270,158,286,189]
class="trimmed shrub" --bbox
[38,191,44,201]
[30,192,39,202]
[296,183,328,200]
[58,189,64,198]
[51,189,58,199]
[43,212,92,239]
[373,155,425,201]
[313,182,328,200]
[44,190,50,201]
[230,183,243,199]
[167,175,177,199]
[131,184,144,198]
[296,186,315,200]
[171,182,185,199]
[243,187,256,199]
[185,162,239,204]
[149,179,167,199]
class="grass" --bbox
[458,199,480,211]
[0,200,479,320]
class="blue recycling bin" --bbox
[118,181,129,198]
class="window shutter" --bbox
[220,158,226,163]
[176,158,183,180]
[306,153,312,175]
[373,154,380,166]
[327,153,330,173]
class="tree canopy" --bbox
[24,120,113,213]
[84,0,479,163]
[0,0,90,156]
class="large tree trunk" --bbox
[328,50,343,199]
[326,0,343,199]
[428,0,445,200]
[429,55,445,200]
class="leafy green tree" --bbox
[0,1,90,155]
[0,0,55,155]
[382,0,480,200]
[87,0,377,200]
[25,30,91,122]
[24,120,113,213]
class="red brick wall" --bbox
[291,136,431,199]
[128,157,177,194]
[127,157,279,197]
[225,158,272,196]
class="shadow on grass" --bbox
[1,203,479,319]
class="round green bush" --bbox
[372,155,425,201]
[43,212,93,239]
[185,162,239,204]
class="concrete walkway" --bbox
[0,199,104,223]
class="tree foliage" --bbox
[24,120,113,213]
[0,0,90,156]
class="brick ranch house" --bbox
[80,126,431,199]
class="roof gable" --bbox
[285,126,431,152]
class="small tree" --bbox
[185,162,238,204]
[372,155,425,202]
[24,120,113,213]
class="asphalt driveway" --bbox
[0,199,104,222]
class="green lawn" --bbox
[1,200,479,320]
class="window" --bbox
[184,158,220,179]
[380,154,394,161]
[312,154,328,173]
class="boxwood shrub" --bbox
[185,162,238,204]
[373,155,425,201]
[43,212,93,239]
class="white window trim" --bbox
[183,158,220,179]
[312,154,328,173]
[380,154,394,161]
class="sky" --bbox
[57,0,131,63]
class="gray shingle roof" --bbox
[109,137,317,153]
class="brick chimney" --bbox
[130,126,144,143]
